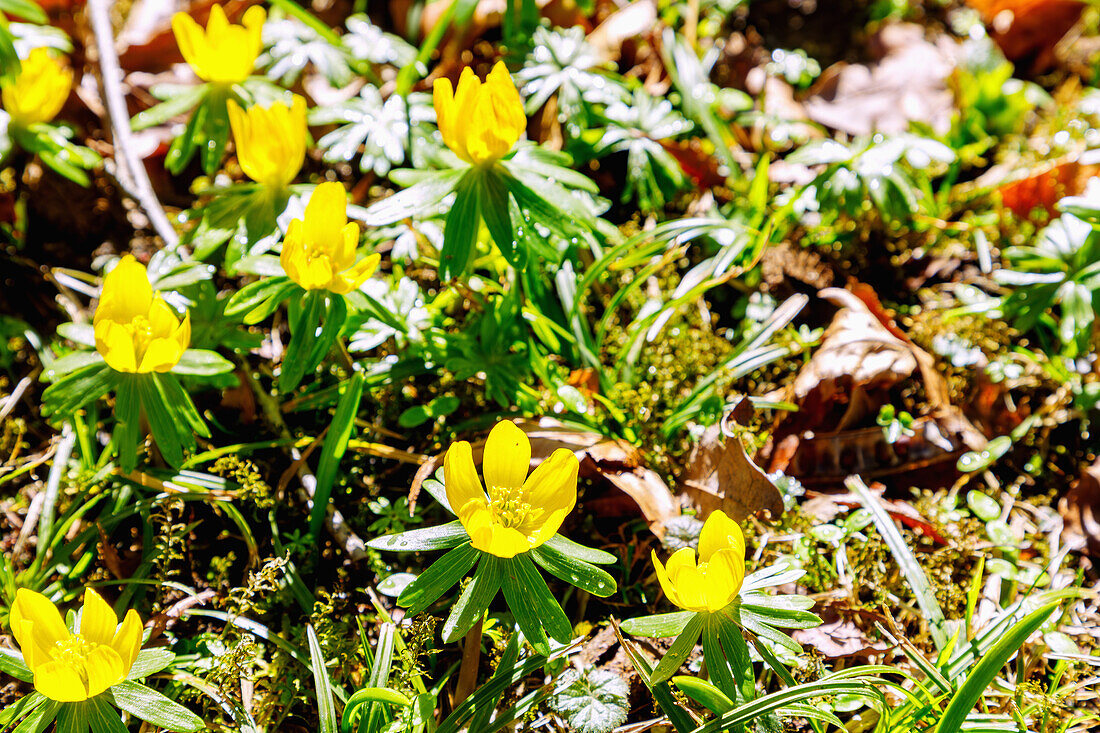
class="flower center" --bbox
[486,485,537,529]
[305,243,331,264]
[49,635,99,684]
[125,315,155,358]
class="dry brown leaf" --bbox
[678,423,783,522]
[967,0,1084,70]
[761,284,985,486]
[587,0,657,62]
[996,156,1100,220]
[803,23,959,136]
[1060,458,1100,556]
[792,287,918,428]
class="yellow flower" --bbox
[652,510,746,613]
[281,182,380,294]
[9,588,143,703]
[93,255,191,374]
[445,420,578,558]
[228,95,307,189]
[1,48,72,127]
[171,4,265,84]
[433,61,526,166]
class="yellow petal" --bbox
[94,320,136,373]
[651,550,683,609]
[94,255,153,326]
[304,182,348,256]
[33,660,88,702]
[138,337,184,373]
[206,3,229,36]
[697,509,744,564]
[524,506,570,550]
[670,563,708,612]
[483,420,531,491]
[703,548,745,611]
[335,221,361,268]
[330,252,378,295]
[475,523,530,559]
[147,295,181,338]
[664,547,698,579]
[11,589,69,661]
[486,61,526,135]
[1,48,72,126]
[519,448,578,518]
[171,12,204,75]
[111,609,143,674]
[443,441,487,519]
[466,62,524,164]
[82,644,125,698]
[432,77,458,156]
[78,589,117,648]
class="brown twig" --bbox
[87,0,180,249]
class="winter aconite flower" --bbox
[433,61,526,166]
[10,588,142,702]
[172,4,265,84]
[445,420,579,558]
[93,255,191,374]
[228,95,307,189]
[1,48,72,127]
[652,510,746,613]
[281,182,380,294]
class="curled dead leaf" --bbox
[678,423,784,522]
[1060,458,1100,556]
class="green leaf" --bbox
[542,534,616,565]
[479,168,522,267]
[126,648,177,680]
[223,276,295,323]
[398,542,479,613]
[42,362,114,418]
[672,676,735,716]
[362,169,463,226]
[547,669,629,733]
[110,681,204,732]
[171,349,234,376]
[620,611,694,638]
[936,601,1060,733]
[531,543,617,597]
[306,625,337,733]
[131,85,208,131]
[311,372,365,538]
[651,613,704,683]
[87,696,127,733]
[281,291,344,391]
[114,380,141,473]
[441,174,482,280]
[366,520,469,552]
[55,700,92,733]
[0,647,32,682]
[501,553,572,652]
[45,351,104,381]
[10,695,59,733]
[443,554,504,642]
[397,395,460,428]
[340,686,412,733]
